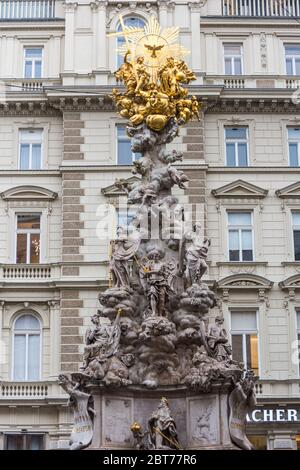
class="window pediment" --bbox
[101,177,141,197]
[211,179,268,199]
[279,274,300,290]
[276,182,300,199]
[0,186,57,201]
[217,274,273,290]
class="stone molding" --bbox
[0,185,58,201]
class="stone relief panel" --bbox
[102,397,133,447]
[187,396,220,447]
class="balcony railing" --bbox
[0,264,60,280]
[204,75,300,89]
[0,380,66,400]
[222,0,300,16]
[0,0,55,20]
[4,78,61,92]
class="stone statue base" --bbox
[87,384,238,450]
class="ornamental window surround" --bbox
[24,47,43,79]
[225,126,249,167]
[227,211,254,262]
[19,129,43,170]
[224,43,243,75]
[12,313,41,381]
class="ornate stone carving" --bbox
[131,397,181,449]
[58,374,95,450]
[59,16,257,450]
[229,371,257,450]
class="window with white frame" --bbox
[225,127,248,167]
[285,45,300,76]
[116,125,141,165]
[224,44,243,75]
[292,212,300,261]
[16,214,41,264]
[19,129,43,170]
[228,211,253,261]
[288,127,300,166]
[116,17,145,68]
[13,314,41,381]
[24,48,43,79]
[231,311,259,375]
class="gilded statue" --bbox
[110,16,201,131]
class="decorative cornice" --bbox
[279,274,300,290]
[211,179,268,199]
[206,97,300,114]
[0,101,60,117]
[217,274,274,290]
[0,186,58,201]
[48,95,114,112]
[101,176,141,196]
[276,181,300,199]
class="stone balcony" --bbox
[201,0,300,17]
[255,379,300,401]
[0,0,65,20]
[4,78,62,94]
[0,380,67,403]
[203,75,300,89]
[0,264,59,281]
[221,0,300,17]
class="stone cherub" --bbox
[179,223,211,287]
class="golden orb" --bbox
[131,421,141,433]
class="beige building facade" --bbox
[0,0,299,450]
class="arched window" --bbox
[13,314,41,381]
[116,16,146,68]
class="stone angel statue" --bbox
[179,223,211,287]
[110,225,141,288]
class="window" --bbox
[292,212,300,261]
[288,127,300,166]
[224,44,243,75]
[117,125,141,164]
[285,45,300,76]
[24,48,43,79]
[16,214,41,264]
[5,434,44,450]
[225,127,248,166]
[116,17,145,68]
[19,129,43,170]
[228,212,253,261]
[231,311,259,375]
[13,314,41,381]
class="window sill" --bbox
[281,261,300,266]
[216,261,268,266]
